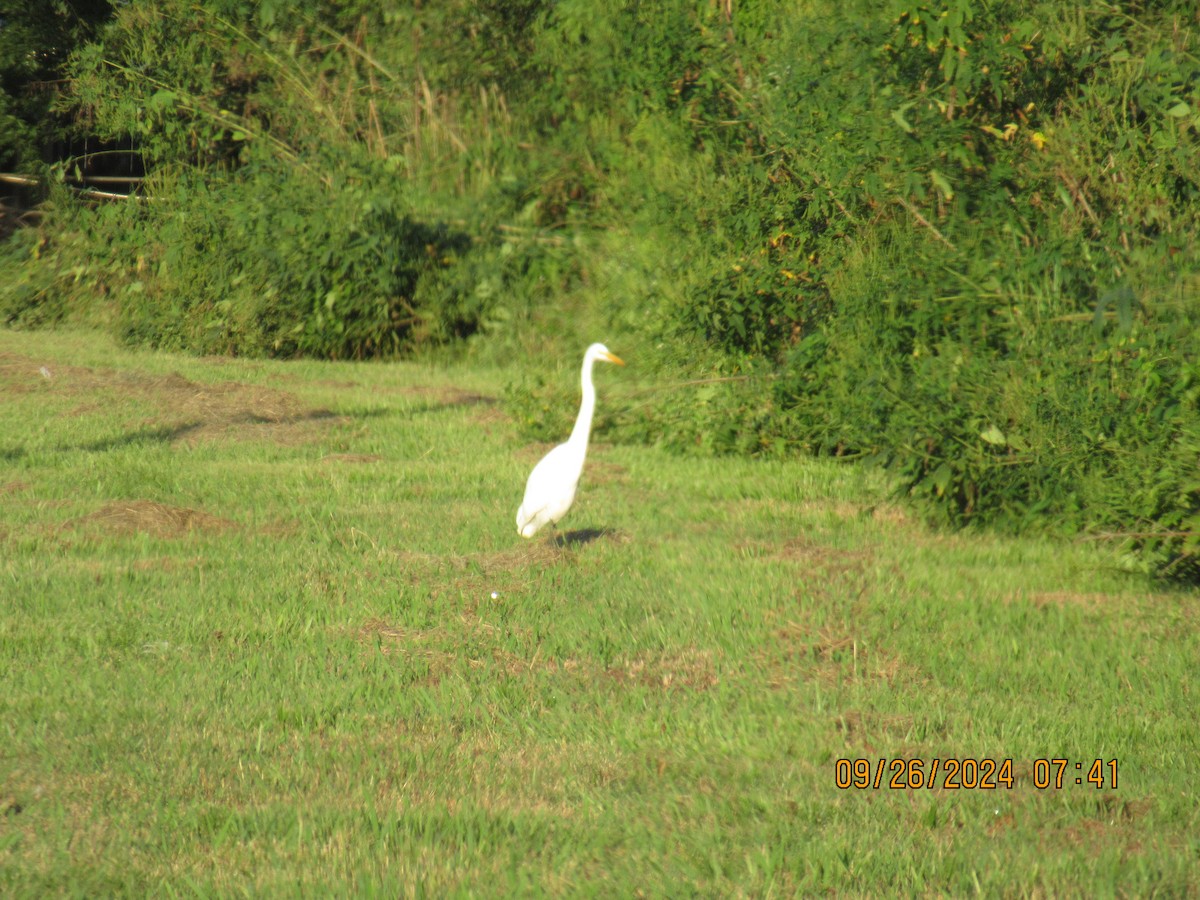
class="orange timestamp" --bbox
[834,758,1119,790]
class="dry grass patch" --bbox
[69,501,237,538]
[605,648,720,691]
[0,352,86,392]
[367,724,619,822]
[515,442,555,465]
[763,619,918,690]
[346,383,500,412]
[474,542,563,571]
[387,540,563,575]
[834,709,916,743]
[356,617,510,685]
[738,535,874,578]
[144,375,341,446]
[382,537,620,606]
[320,453,383,464]
[357,618,720,693]
[871,504,911,525]
[469,404,511,430]
[2,351,342,447]
[385,548,545,604]
[359,617,558,686]
[791,499,865,520]
[0,764,152,877]
[776,536,873,570]
[1053,796,1154,858]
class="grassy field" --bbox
[1,328,1197,896]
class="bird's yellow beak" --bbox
[602,351,626,366]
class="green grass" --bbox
[1,328,1197,896]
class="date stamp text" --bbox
[834,758,1119,790]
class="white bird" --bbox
[516,343,625,538]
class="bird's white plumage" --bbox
[516,343,624,538]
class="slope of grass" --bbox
[1,328,1197,895]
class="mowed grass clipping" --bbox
[1,329,1197,896]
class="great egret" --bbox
[516,343,625,538]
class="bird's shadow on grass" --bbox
[553,528,616,548]
[338,394,497,421]
[74,423,203,452]
[5,423,202,459]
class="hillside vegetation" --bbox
[2,0,1200,578]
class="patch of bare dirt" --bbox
[2,480,31,495]
[69,501,236,538]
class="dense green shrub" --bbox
[521,0,1200,578]
[1,0,574,357]
[115,164,454,357]
[682,0,1200,577]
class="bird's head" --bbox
[587,343,625,367]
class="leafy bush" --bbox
[2,0,570,358]
[528,0,1200,579]
[111,159,466,357]
[686,0,1200,578]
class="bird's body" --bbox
[515,441,584,538]
[516,343,624,538]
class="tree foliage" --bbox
[0,0,114,170]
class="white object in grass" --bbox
[516,343,624,538]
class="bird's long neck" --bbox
[567,356,597,453]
